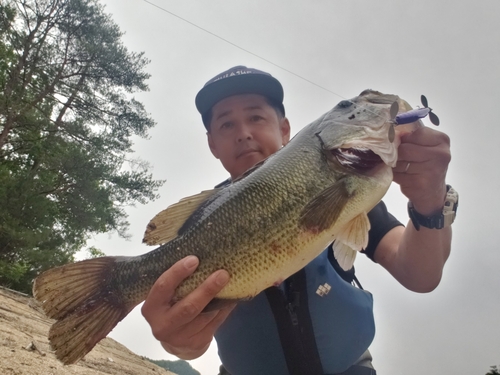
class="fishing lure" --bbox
[391,95,440,126]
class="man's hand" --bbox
[376,125,452,292]
[393,126,451,215]
[142,256,235,360]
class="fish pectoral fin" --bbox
[332,212,371,270]
[143,188,221,246]
[332,241,358,271]
[299,178,351,233]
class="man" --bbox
[142,66,455,374]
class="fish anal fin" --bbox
[333,212,371,270]
[299,178,351,234]
[143,189,220,246]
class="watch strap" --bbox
[408,185,458,230]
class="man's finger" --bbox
[143,256,199,315]
[171,302,235,339]
[400,126,450,147]
[393,159,438,175]
[165,269,230,327]
[191,304,237,348]
[203,304,236,333]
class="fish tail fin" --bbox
[33,257,136,364]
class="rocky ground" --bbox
[0,287,176,375]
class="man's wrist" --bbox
[408,185,458,231]
[410,183,448,216]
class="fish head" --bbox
[311,89,420,172]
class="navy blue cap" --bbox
[195,66,284,128]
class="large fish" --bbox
[33,89,420,365]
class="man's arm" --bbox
[373,126,452,292]
[374,225,451,292]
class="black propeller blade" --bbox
[429,112,440,126]
[421,95,428,108]
[420,95,440,126]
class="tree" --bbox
[487,366,500,375]
[0,0,163,293]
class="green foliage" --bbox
[0,0,164,293]
[86,246,106,258]
[146,358,201,375]
[0,259,29,284]
[487,366,500,375]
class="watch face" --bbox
[443,186,458,227]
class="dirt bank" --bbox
[0,287,175,375]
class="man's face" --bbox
[207,94,290,180]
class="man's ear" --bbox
[280,117,291,146]
[207,132,220,159]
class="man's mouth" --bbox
[237,148,260,158]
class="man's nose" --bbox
[236,123,253,142]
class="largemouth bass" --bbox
[33,89,419,365]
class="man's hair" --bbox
[204,96,285,132]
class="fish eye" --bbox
[337,100,353,108]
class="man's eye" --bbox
[250,115,263,122]
[220,122,233,129]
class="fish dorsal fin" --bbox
[143,189,220,246]
[299,178,352,234]
[332,212,371,270]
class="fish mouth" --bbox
[331,147,383,172]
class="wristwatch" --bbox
[407,185,459,230]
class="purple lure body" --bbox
[394,107,431,125]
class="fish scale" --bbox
[33,89,416,364]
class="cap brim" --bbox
[195,73,284,116]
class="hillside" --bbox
[0,287,176,375]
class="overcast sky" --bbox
[87,1,500,374]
